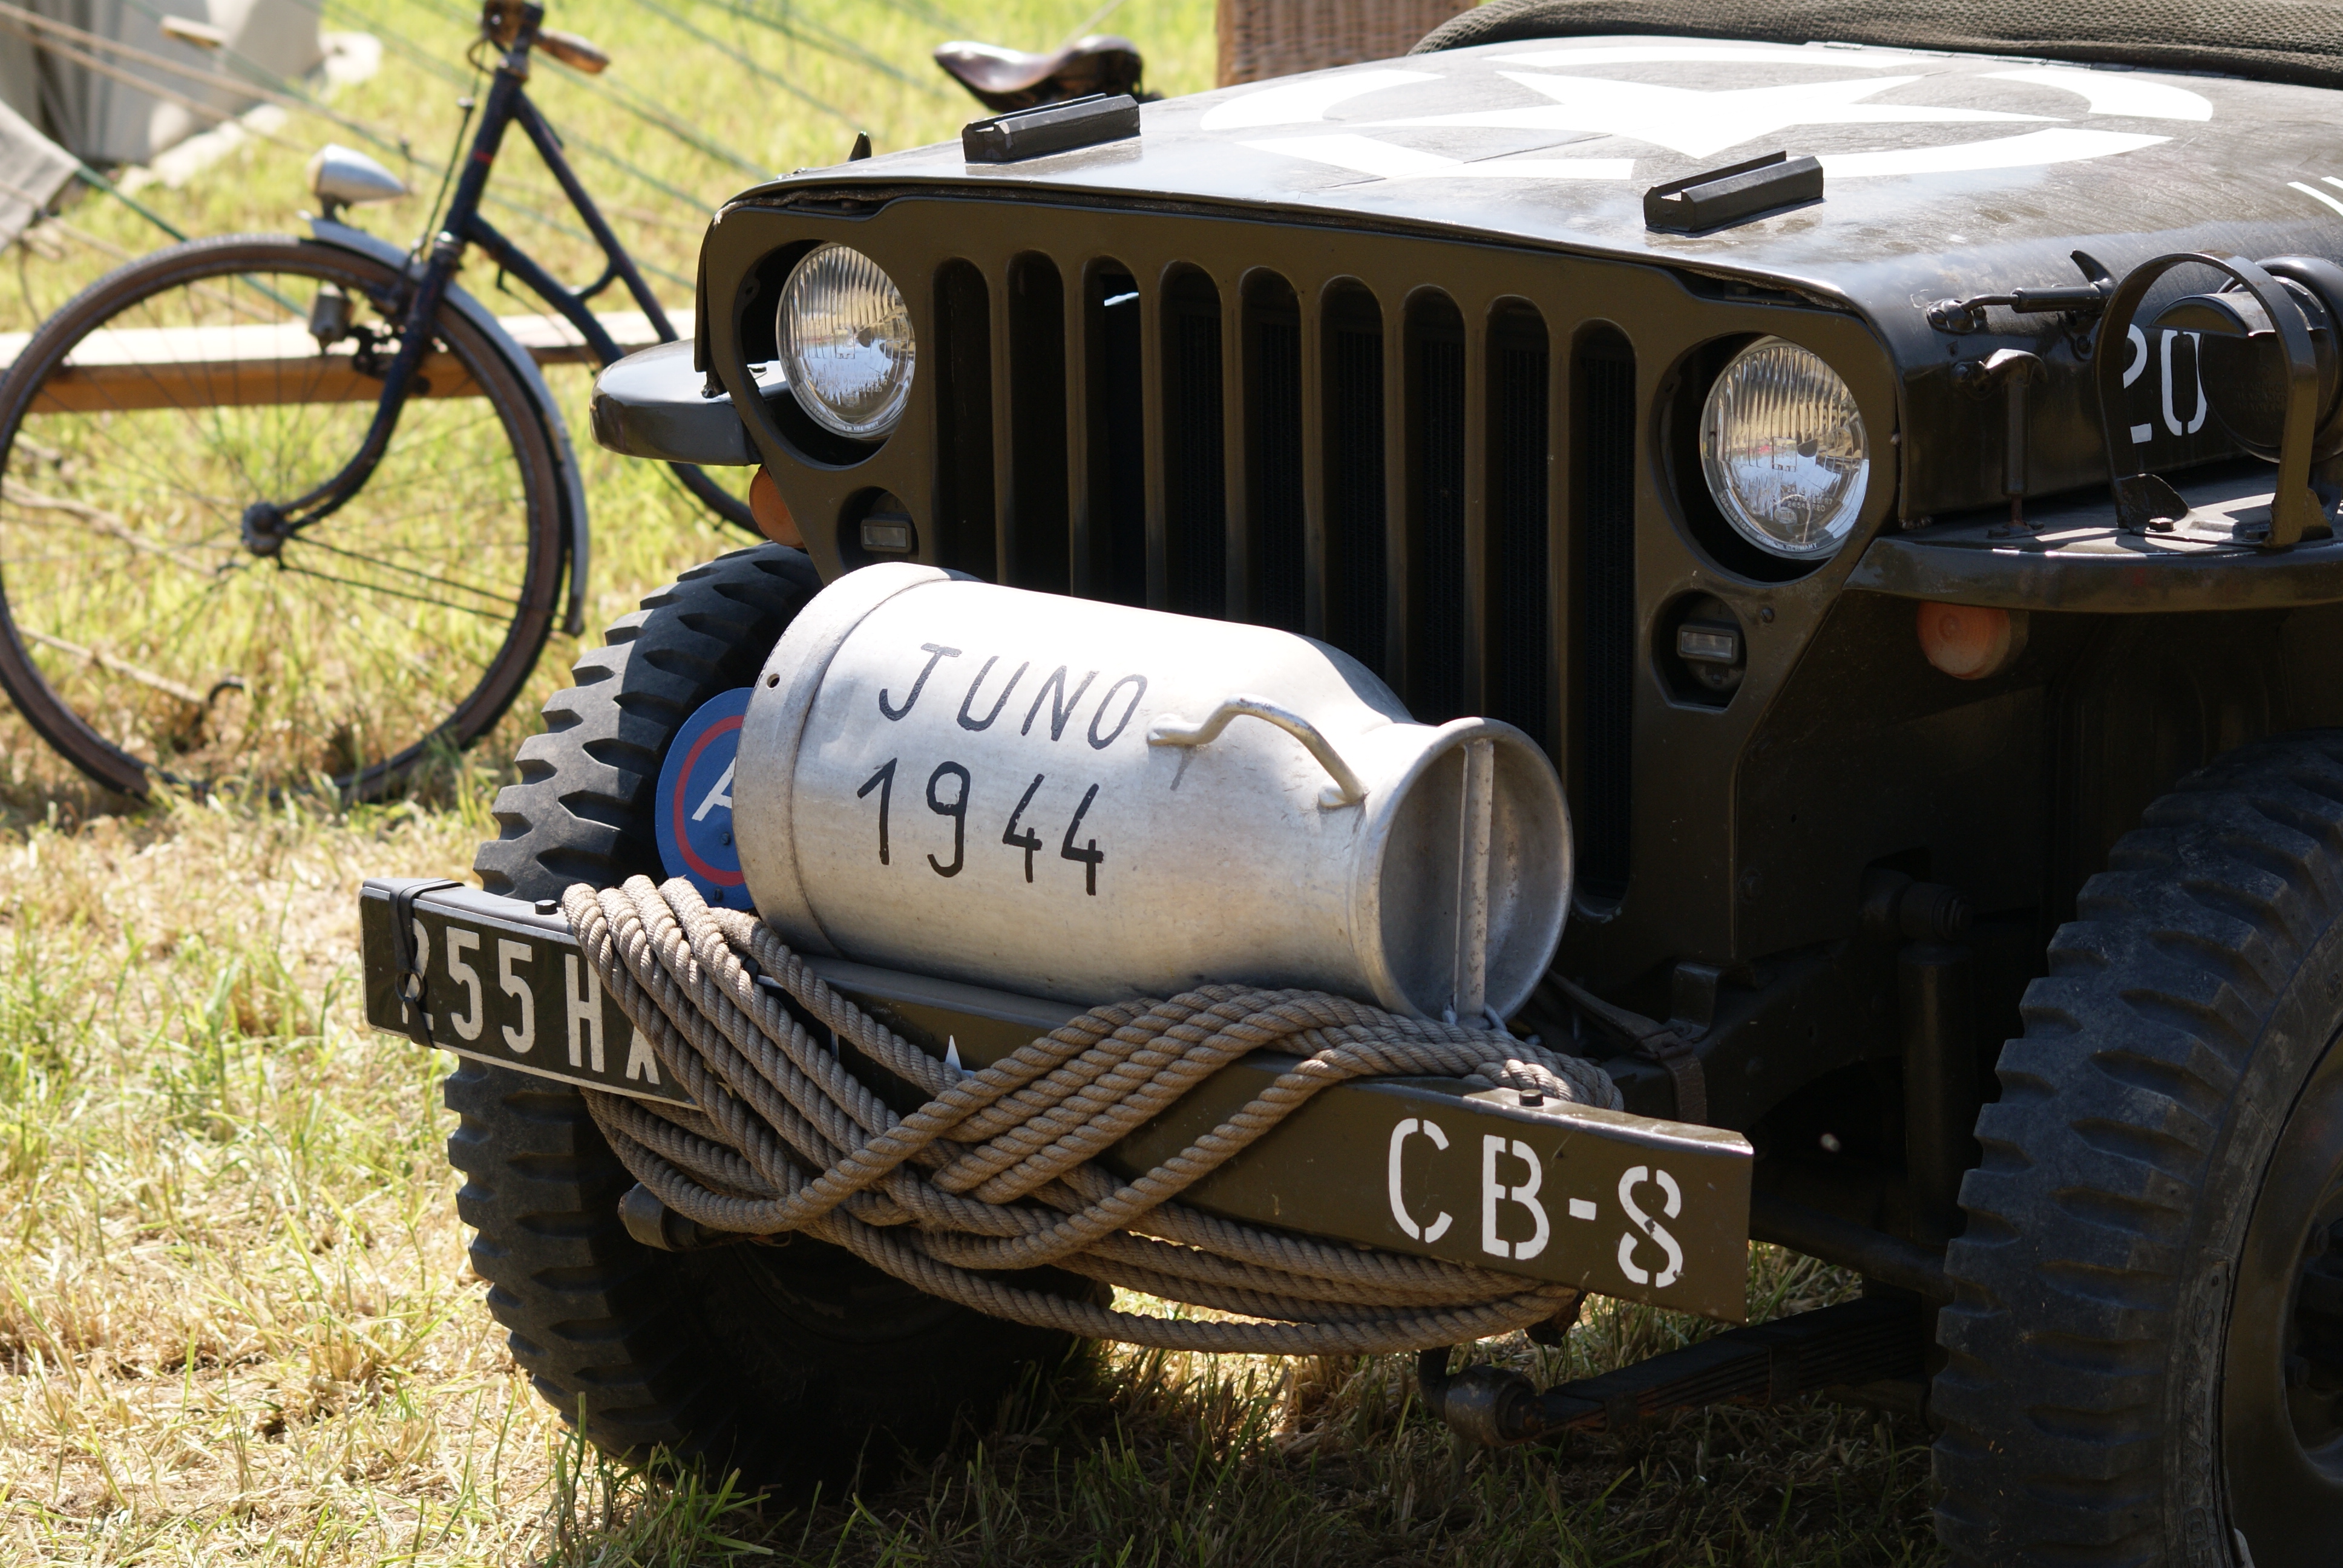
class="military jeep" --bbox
[360,2,2343,1563]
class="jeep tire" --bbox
[449,544,1081,1483]
[1935,732,2343,1566]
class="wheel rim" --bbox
[2225,1032,2343,1563]
[0,246,557,796]
[710,1240,963,1347]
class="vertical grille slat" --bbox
[1244,275,1305,632]
[1162,269,1227,618]
[932,260,995,577]
[1489,307,1552,757]
[1573,325,1637,904]
[1322,284,1386,676]
[1004,255,1068,592]
[1381,312,1408,698]
[1084,267,1147,606]
[1406,293,1467,723]
[937,249,1633,898]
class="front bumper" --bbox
[361,877,1755,1322]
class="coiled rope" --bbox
[564,876,1624,1355]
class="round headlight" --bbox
[1699,338,1869,561]
[775,243,914,440]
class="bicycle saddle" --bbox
[933,34,1145,114]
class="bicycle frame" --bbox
[249,0,744,547]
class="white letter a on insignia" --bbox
[691,760,736,822]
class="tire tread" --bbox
[454,546,1079,1483]
[1935,732,2343,1564]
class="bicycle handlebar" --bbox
[479,0,609,72]
[477,0,614,71]
[537,29,608,73]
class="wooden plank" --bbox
[26,354,483,411]
[491,310,667,365]
[0,311,670,413]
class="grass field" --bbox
[1,2,1945,1561]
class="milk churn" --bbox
[733,564,1571,1019]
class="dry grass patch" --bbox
[0,774,577,1562]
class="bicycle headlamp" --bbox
[775,244,915,441]
[1699,338,1870,561]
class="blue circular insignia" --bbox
[655,687,754,906]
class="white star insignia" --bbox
[1372,71,2051,160]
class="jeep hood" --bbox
[776,36,2343,310]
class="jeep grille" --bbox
[919,246,1637,903]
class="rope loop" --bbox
[563,876,1622,1356]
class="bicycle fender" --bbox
[304,217,591,638]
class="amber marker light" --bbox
[1917,601,2027,679]
[750,466,804,549]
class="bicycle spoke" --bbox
[275,559,519,621]
[284,531,528,609]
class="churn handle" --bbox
[1146,694,1370,809]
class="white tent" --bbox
[0,0,322,168]
[0,89,74,246]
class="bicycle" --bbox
[0,0,757,799]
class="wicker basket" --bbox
[1216,0,1480,86]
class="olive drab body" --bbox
[733,565,1572,1018]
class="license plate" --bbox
[359,880,695,1105]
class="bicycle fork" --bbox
[241,11,545,557]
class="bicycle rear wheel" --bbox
[0,233,563,797]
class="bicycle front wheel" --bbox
[0,234,564,797]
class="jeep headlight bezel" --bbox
[774,243,916,441]
[1699,337,1870,561]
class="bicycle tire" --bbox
[0,233,564,798]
